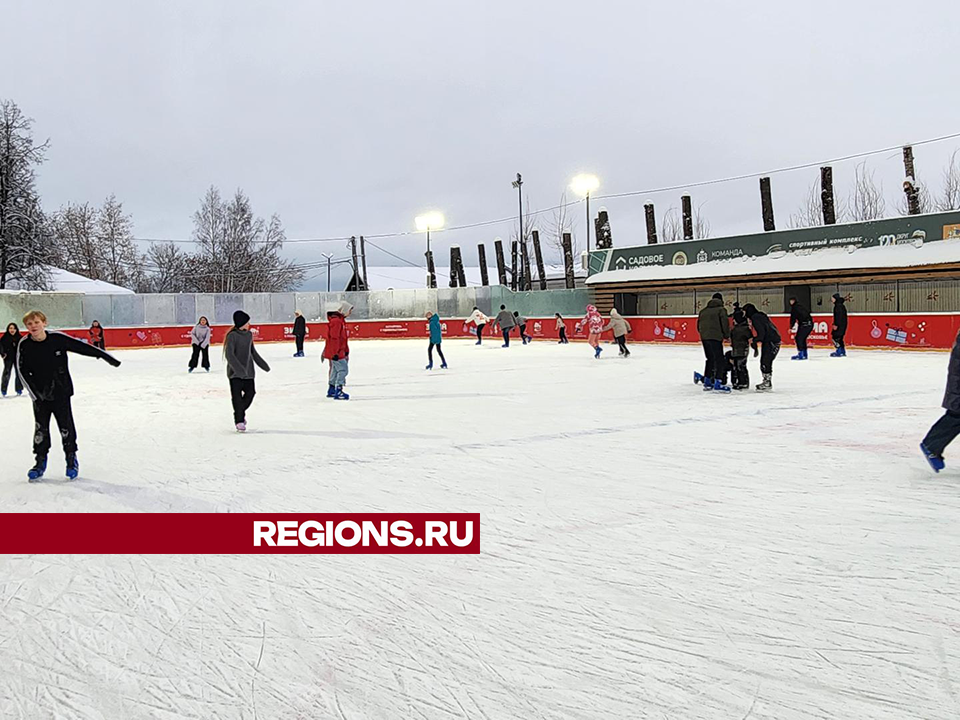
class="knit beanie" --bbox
[233,310,251,329]
[712,292,723,300]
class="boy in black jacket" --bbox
[729,313,754,390]
[830,293,848,357]
[743,303,781,392]
[16,310,121,481]
[921,328,960,472]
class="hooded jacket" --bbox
[789,301,813,327]
[495,309,516,329]
[832,294,848,334]
[730,321,754,358]
[468,309,489,326]
[428,314,443,344]
[603,309,632,337]
[293,314,307,337]
[323,301,354,361]
[224,328,270,379]
[0,329,21,360]
[191,323,211,348]
[17,331,121,402]
[697,298,730,342]
[942,330,960,413]
[579,305,605,334]
[743,304,781,345]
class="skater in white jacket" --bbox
[467,307,489,345]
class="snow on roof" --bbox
[586,238,960,285]
[359,264,584,291]
[4,266,135,295]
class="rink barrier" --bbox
[52,312,960,350]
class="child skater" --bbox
[575,305,606,359]
[513,312,531,344]
[729,312,753,390]
[555,313,569,344]
[293,310,307,357]
[467,306,489,345]
[921,327,960,472]
[603,309,632,357]
[188,316,211,373]
[425,311,448,370]
[17,309,121,481]
[323,301,353,400]
[224,310,270,432]
[1,322,24,396]
[88,320,106,350]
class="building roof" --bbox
[3,266,135,295]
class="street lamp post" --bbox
[415,212,445,288]
[511,173,524,290]
[570,173,600,251]
[320,252,334,292]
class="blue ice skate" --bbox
[702,379,714,391]
[27,457,47,482]
[441,362,448,369]
[921,443,945,473]
[713,378,732,393]
[326,384,337,398]
[66,453,79,480]
[693,371,704,385]
[334,386,350,400]
[791,350,808,360]
[426,361,433,370]
[829,348,846,357]
[594,346,602,359]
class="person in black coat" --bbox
[743,303,781,392]
[1,322,24,396]
[830,293,848,357]
[292,310,307,357]
[921,329,960,472]
[789,297,813,360]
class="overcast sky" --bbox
[4,0,960,289]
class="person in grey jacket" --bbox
[921,328,960,472]
[495,305,516,347]
[188,316,211,372]
[224,310,270,432]
[603,309,632,357]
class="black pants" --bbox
[295,334,305,354]
[760,342,781,375]
[428,342,446,365]
[229,377,256,424]
[615,335,629,355]
[701,339,724,381]
[476,324,485,342]
[93,339,105,350]
[923,410,960,457]
[832,330,845,351]
[2,356,23,394]
[502,328,511,346]
[188,344,210,370]
[732,356,749,388]
[796,323,812,352]
[558,327,568,344]
[32,397,77,458]
[519,324,529,342]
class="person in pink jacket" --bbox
[575,305,606,359]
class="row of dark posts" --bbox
[444,230,577,290]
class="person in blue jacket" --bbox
[425,311,448,370]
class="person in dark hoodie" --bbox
[17,309,121,481]
[743,303,781,392]
[322,301,353,399]
[729,312,754,390]
[830,293,848,357]
[1,322,24,396]
[224,310,271,432]
[921,328,960,472]
[495,305,516,347]
[514,311,531,344]
[789,297,814,360]
[292,310,307,357]
[695,293,730,390]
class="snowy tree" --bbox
[55,202,101,279]
[96,194,146,289]
[0,99,54,289]
[937,150,960,212]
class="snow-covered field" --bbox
[1,338,959,719]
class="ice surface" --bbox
[1,339,959,719]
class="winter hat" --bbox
[832,293,845,303]
[712,292,723,300]
[233,310,250,328]
[741,303,757,317]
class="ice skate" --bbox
[791,350,807,360]
[236,422,246,432]
[594,346,602,359]
[921,443,945,473]
[66,453,79,480]
[27,456,47,482]
[440,362,448,369]
[326,385,337,398]
[755,373,773,392]
[334,386,350,400]
[713,378,731,393]
[425,361,433,370]
[693,371,704,385]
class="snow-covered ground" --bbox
[1,338,959,719]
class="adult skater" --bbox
[789,297,813,360]
[425,311,448,370]
[293,310,307,357]
[695,293,729,390]
[495,305,516,347]
[16,310,121,480]
[603,309,632,357]
[730,312,753,390]
[224,310,270,432]
[830,293,848,357]
[920,328,960,472]
[188,316,211,373]
[575,304,606,359]
[88,320,105,350]
[1,322,24,396]
[514,312,531,344]
[743,303,781,392]
[323,300,353,399]
[467,306,489,345]
[555,313,569,344]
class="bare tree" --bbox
[789,179,823,229]
[55,202,101,278]
[146,242,190,293]
[937,150,960,212]
[547,192,578,262]
[96,194,145,288]
[848,162,886,221]
[898,181,933,215]
[0,99,54,289]
[660,206,683,243]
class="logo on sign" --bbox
[672,251,688,266]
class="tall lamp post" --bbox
[415,211,445,288]
[571,173,600,251]
[511,173,524,289]
[320,252,335,292]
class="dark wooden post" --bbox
[510,240,518,291]
[448,247,458,287]
[903,145,920,215]
[425,250,437,288]
[595,208,613,249]
[820,166,836,225]
[521,237,533,290]
[452,245,466,287]
[532,229,547,290]
[478,244,489,286]
[561,232,575,289]
[350,235,361,287]
[494,239,507,286]
[359,235,369,289]
[760,177,775,231]
[681,195,693,240]
[644,203,658,244]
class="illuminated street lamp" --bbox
[570,173,600,251]
[415,211,445,288]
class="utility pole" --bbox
[359,235,368,290]
[512,173,525,289]
[349,236,360,290]
[320,253,334,292]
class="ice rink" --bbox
[1,337,959,719]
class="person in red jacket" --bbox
[88,320,105,350]
[322,301,353,400]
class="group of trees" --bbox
[0,98,302,293]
